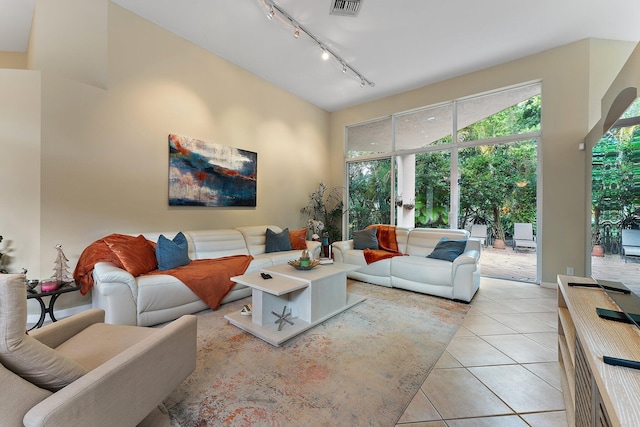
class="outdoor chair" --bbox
[470,224,488,247]
[621,229,640,263]
[513,223,537,251]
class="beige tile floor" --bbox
[395,277,567,427]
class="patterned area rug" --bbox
[165,281,470,426]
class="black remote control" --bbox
[261,272,272,279]
[603,355,640,370]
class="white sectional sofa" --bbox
[91,225,320,326]
[332,227,481,302]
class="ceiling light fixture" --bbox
[261,0,374,88]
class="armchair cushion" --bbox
[0,274,87,391]
[104,234,157,277]
[0,362,52,427]
[55,323,156,370]
[265,228,293,253]
[156,231,191,271]
[427,238,467,262]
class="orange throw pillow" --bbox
[289,228,308,250]
[104,234,157,277]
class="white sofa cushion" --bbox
[391,256,453,287]
[189,230,250,259]
[236,225,281,256]
[405,229,469,257]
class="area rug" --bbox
[165,281,470,426]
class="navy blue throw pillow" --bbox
[427,237,467,262]
[265,228,292,253]
[156,231,191,270]
[353,228,379,250]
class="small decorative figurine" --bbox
[307,219,324,241]
[53,244,74,284]
[299,249,311,267]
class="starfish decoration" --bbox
[272,305,294,331]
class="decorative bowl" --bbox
[288,259,320,270]
[41,280,59,292]
[26,279,39,291]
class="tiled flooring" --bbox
[395,277,567,427]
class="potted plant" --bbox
[300,182,345,243]
[591,229,604,257]
[491,210,507,249]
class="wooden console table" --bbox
[557,275,640,426]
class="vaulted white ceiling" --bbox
[3,0,640,111]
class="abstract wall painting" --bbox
[168,134,257,207]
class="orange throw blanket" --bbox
[74,239,125,295]
[363,225,405,264]
[144,256,253,310]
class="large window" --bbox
[347,159,391,234]
[592,97,640,254]
[346,83,541,282]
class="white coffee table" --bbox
[224,262,364,346]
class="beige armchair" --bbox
[0,274,197,427]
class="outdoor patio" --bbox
[480,245,640,294]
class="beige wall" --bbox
[0,52,27,69]
[0,1,330,312]
[587,39,638,128]
[0,70,41,277]
[28,0,108,88]
[330,39,638,284]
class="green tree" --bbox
[347,159,391,236]
[459,141,537,241]
[414,151,450,227]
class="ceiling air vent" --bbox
[330,0,362,17]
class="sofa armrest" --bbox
[92,262,139,325]
[93,262,138,299]
[464,238,481,254]
[453,250,479,267]
[451,250,480,302]
[30,309,105,349]
[331,240,354,263]
[23,315,197,427]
